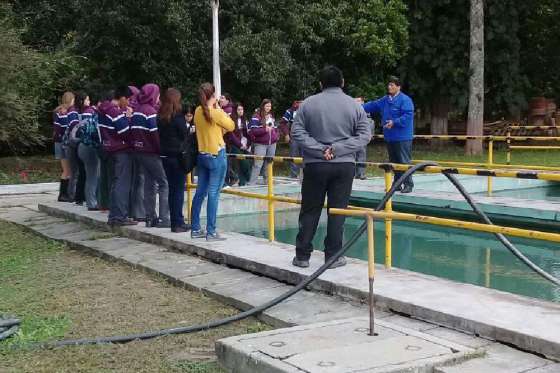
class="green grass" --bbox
[0,220,270,372]
[0,155,59,184]
[0,223,70,348]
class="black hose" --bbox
[28,161,558,348]
[0,317,20,342]
[42,162,432,348]
[442,171,560,286]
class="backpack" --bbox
[62,120,83,148]
[178,124,198,173]
[80,112,101,147]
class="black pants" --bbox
[386,140,414,188]
[296,162,355,261]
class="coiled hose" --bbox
[3,162,557,347]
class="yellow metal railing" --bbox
[185,155,560,271]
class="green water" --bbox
[221,211,560,303]
[485,185,560,201]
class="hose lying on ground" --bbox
[0,317,20,342]
[5,161,556,348]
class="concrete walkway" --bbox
[34,201,560,361]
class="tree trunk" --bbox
[430,96,449,148]
[465,0,484,155]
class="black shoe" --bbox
[88,207,100,211]
[400,185,413,194]
[75,201,84,206]
[327,256,347,269]
[57,179,72,202]
[292,257,310,268]
[171,224,191,233]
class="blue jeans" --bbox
[191,149,227,235]
[162,156,186,228]
[386,140,414,188]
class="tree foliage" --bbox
[0,4,83,153]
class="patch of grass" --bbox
[0,220,270,372]
[0,155,59,184]
[170,361,223,373]
[4,315,71,348]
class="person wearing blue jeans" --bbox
[363,76,415,193]
[190,82,235,241]
[191,149,228,237]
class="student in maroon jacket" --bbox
[130,83,170,228]
[98,86,137,226]
[127,85,145,222]
[225,103,252,186]
[219,93,234,116]
[53,91,75,202]
[248,99,279,184]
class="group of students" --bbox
[52,83,305,240]
[53,85,197,233]
[220,94,303,186]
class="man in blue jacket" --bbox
[363,76,415,193]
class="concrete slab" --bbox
[36,202,560,360]
[434,343,552,373]
[0,182,57,195]
[217,317,480,373]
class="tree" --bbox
[465,0,484,155]
[0,4,82,154]
[401,0,470,137]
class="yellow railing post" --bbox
[186,173,193,223]
[366,215,377,336]
[383,170,393,269]
[267,161,275,242]
[487,139,494,196]
[506,128,512,165]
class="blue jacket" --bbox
[363,92,414,142]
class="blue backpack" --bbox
[79,112,101,147]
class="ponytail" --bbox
[198,83,215,122]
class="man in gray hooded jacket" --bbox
[291,65,372,269]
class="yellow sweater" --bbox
[194,106,235,155]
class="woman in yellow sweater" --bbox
[191,83,235,241]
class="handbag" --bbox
[178,126,198,173]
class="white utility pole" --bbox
[212,0,222,99]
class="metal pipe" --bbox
[509,146,560,150]
[383,170,393,269]
[371,134,560,142]
[328,209,560,243]
[412,159,560,172]
[186,173,193,223]
[506,129,511,165]
[487,140,493,196]
[267,161,275,242]
[366,215,377,336]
